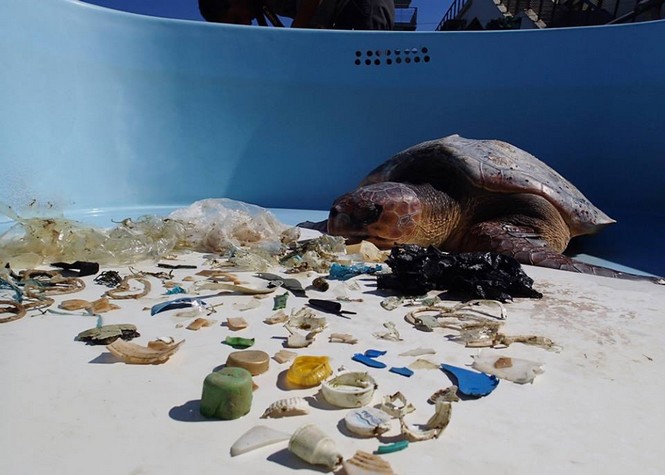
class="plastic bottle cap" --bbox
[226,350,270,376]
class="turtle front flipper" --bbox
[460,220,663,283]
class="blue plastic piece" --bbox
[364,349,387,358]
[440,363,499,397]
[328,263,383,281]
[150,297,207,316]
[352,353,387,369]
[165,286,186,295]
[389,366,414,377]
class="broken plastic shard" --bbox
[230,425,291,457]
[273,292,288,310]
[260,397,310,419]
[352,353,387,369]
[428,386,461,404]
[328,263,383,281]
[389,366,414,377]
[372,321,402,341]
[471,351,544,384]
[75,324,139,345]
[399,400,452,442]
[374,440,409,454]
[224,336,255,349]
[343,451,396,475]
[399,347,436,357]
[288,424,343,469]
[380,296,404,311]
[255,273,306,297]
[380,392,416,418]
[328,333,358,344]
[106,338,184,364]
[307,298,356,317]
[344,407,392,437]
[311,276,329,292]
[440,363,499,397]
[321,372,377,408]
[286,356,333,387]
[151,297,207,316]
[273,349,297,364]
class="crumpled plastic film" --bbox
[168,198,296,253]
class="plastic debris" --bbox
[233,299,261,311]
[59,297,119,314]
[344,407,392,437]
[286,356,333,387]
[408,359,440,370]
[380,392,416,418]
[75,324,140,345]
[399,347,436,357]
[151,297,207,316]
[286,307,327,333]
[389,366,414,377]
[279,235,346,273]
[428,386,461,404]
[380,296,404,311]
[165,286,186,295]
[223,336,255,349]
[311,276,329,292]
[93,270,122,287]
[264,309,288,324]
[227,316,248,331]
[273,349,297,364]
[50,261,99,277]
[255,272,306,297]
[105,276,151,300]
[345,240,388,263]
[440,363,499,397]
[328,333,358,344]
[377,245,543,301]
[399,400,452,442]
[364,349,387,358]
[183,317,216,331]
[343,451,396,475]
[230,425,291,457]
[200,367,253,419]
[260,397,309,419]
[372,321,402,341]
[308,298,356,317]
[273,292,288,310]
[352,353,387,369]
[321,372,377,408]
[374,441,409,454]
[328,263,383,281]
[106,338,184,365]
[288,424,343,469]
[471,351,545,384]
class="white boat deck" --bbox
[2,221,664,474]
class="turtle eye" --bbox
[355,204,383,225]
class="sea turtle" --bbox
[316,134,659,282]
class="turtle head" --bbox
[327,182,423,249]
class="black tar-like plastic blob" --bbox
[376,245,542,302]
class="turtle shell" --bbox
[360,135,614,236]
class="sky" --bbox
[81,0,453,31]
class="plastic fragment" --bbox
[183,317,215,331]
[399,400,452,442]
[429,386,461,404]
[328,333,358,344]
[440,363,499,397]
[264,309,288,324]
[75,324,140,345]
[374,440,409,454]
[233,299,261,311]
[380,296,404,311]
[260,397,309,419]
[224,336,255,349]
[273,349,297,363]
[150,297,207,316]
[364,349,387,358]
[106,338,184,364]
[286,356,333,387]
[380,392,416,418]
[308,298,356,317]
[230,425,291,457]
[227,316,248,330]
[50,261,99,277]
[377,245,543,301]
[311,276,329,292]
[328,263,383,281]
[352,353,387,369]
[288,424,343,469]
[165,286,186,295]
[389,366,414,377]
[471,351,544,384]
[344,407,392,437]
[255,272,306,297]
[408,359,440,370]
[273,292,288,310]
[373,321,402,341]
[399,347,436,357]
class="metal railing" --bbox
[436,0,470,29]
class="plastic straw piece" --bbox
[374,440,409,454]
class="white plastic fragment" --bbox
[398,347,436,357]
[471,351,544,384]
[261,397,310,419]
[230,425,291,456]
[344,407,393,437]
[321,372,377,408]
[399,400,452,442]
[288,424,343,469]
[343,451,396,475]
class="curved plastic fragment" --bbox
[389,366,414,377]
[150,297,207,316]
[440,363,499,397]
[352,354,387,369]
[230,425,291,457]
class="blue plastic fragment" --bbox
[328,263,383,280]
[165,286,186,295]
[352,353,387,369]
[389,366,414,377]
[364,349,387,358]
[440,363,499,397]
[150,297,207,316]
[374,440,409,454]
